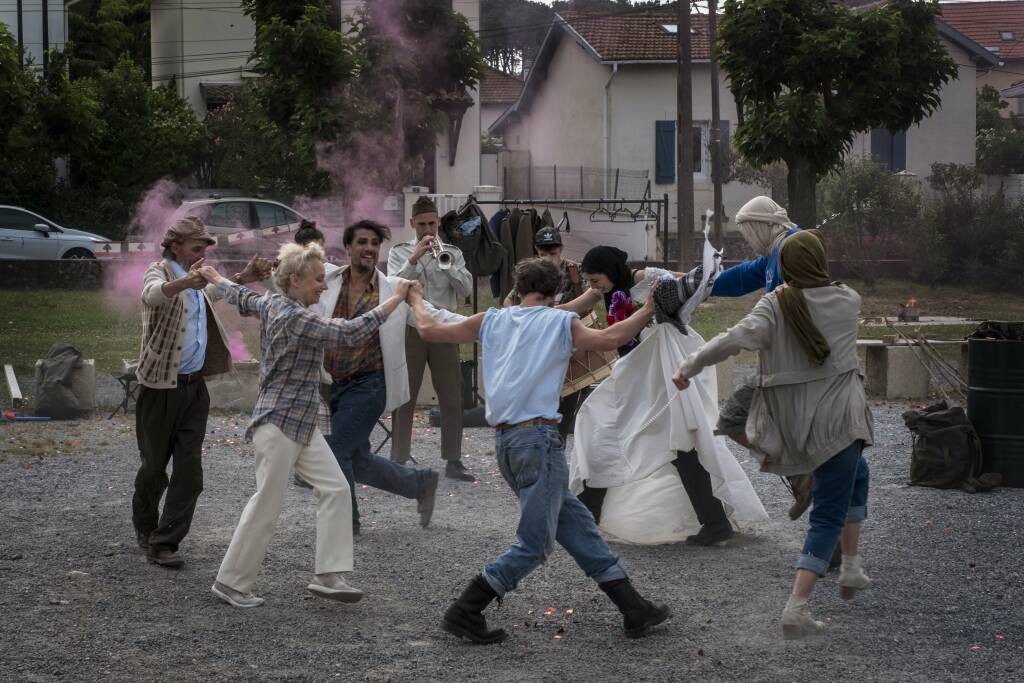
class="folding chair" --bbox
[108,360,140,419]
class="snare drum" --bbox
[562,312,617,397]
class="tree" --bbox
[717,0,956,227]
[481,0,553,74]
[819,157,921,288]
[67,0,151,80]
[975,85,1024,176]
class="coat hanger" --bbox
[589,200,611,223]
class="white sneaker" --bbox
[839,553,872,600]
[307,572,364,603]
[781,597,826,640]
[212,581,265,608]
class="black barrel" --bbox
[967,322,1024,487]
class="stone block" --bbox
[864,345,930,400]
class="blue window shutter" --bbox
[870,129,890,169]
[892,130,906,172]
[655,120,675,185]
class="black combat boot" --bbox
[441,575,508,645]
[598,578,672,638]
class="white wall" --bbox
[850,39,977,181]
[481,102,508,133]
[150,3,254,113]
[1,1,66,69]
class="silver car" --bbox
[0,205,111,260]
[170,197,309,258]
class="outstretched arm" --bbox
[409,284,483,344]
[571,291,655,351]
[557,287,602,315]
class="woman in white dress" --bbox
[565,244,767,545]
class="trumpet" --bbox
[429,238,454,270]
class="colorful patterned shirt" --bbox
[216,281,387,445]
[324,269,383,381]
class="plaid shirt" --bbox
[217,281,387,445]
[324,269,383,381]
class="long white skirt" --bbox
[570,325,768,544]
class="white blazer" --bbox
[310,264,463,413]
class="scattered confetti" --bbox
[970,645,983,651]
[544,607,557,616]
[554,627,565,640]
[995,634,1005,641]
[565,608,574,615]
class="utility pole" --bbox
[677,0,695,269]
[708,0,724,244]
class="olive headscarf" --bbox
[777,229,832,365]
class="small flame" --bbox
[906,297,918,308]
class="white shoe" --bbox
[839,553,872,600]
[307,572,364,603]
[212,581,265,608]
[781,597,826,640]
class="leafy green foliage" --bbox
[67,0,151,80]
[819,157,921,288]
[718,0,957,227]
[975,85,1024,175]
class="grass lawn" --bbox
[3,279,1023,377]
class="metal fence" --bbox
[502,165,650,200]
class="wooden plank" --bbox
[4,364,24,409]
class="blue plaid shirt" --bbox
[217,282,388,445]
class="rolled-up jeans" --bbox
[483,424,626,596]
[797,440,870,576]
[326,370,428,528]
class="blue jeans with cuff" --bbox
[483,424,626,596]
[797,440,870,576]
[325,370,430,528]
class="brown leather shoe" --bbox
[146,546,184,568]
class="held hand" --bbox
[196,265,225,285]
[671,368,691,391]
[406,281,424,307]
[184,269,208,290]
[394,278,415,299]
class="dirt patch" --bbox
[0,406,1021,681]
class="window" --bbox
[1000,31,1015,41]
[0,208,44,231]
[654,120,731,184]
[206,202,253,229]
[254,202,288,229]
[870,129,907,172]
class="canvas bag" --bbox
[902,401,1001,493]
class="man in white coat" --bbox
[308,220,458,534]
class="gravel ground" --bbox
[0,403,1021,682]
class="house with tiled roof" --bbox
[480,66,525,131]
[939,1,1024,115]
[490,7,996,249]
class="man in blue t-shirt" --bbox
[408,259,671,644]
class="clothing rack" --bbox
[457,193,671,408]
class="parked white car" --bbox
[166,197,310,258]
[0,205,111,260]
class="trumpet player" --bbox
[388,196,476,482]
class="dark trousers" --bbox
[577,450,728,529]
[132,380,209,551]
[326,371,428,528]
[557,390,585,444]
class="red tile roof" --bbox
[480,66,524,104]
[560,10,711,61]
[939,1,1024,61]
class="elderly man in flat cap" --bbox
[388,196,476,481]
[132,217,270,568]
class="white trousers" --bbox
[216,424,353,593]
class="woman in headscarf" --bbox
[672,230,874,640]
[564,243,768,546]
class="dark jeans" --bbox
[577,450,728,530]
[132,380,209,551]
[799,440,869,576]
[484,425,625,596]
[326,371,429,528]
